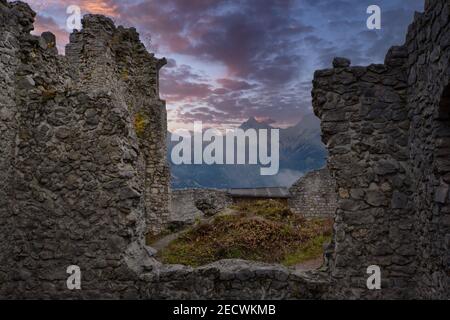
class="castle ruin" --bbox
[0,0,448,299]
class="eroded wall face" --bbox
[0,1,169,298]
[0,2,28,288]
[313,52,413,299]
[288,168,337,218]
[313,0,449,299]
[406,0,450,299]
[65,16,171,236]
[169,189,232,227]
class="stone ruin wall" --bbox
[169,189,205,228]
[65,14,171,236]
[313,0,449,299]
[288,168,337,218]
[406,0,449,299]
[169,189,232,228]
[0,0,169,298]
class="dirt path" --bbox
[151,208,240,252]
[151,230,187,251]
[293,257,324,271]
[151,208,325,272]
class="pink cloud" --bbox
[26,0,121,17]
[23,0,312,128]
[217,78,254,91]
[161,80,213,102]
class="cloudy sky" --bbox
[24,0,424,131]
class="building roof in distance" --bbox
[227,187,290,199]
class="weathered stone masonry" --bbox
[65,15,171,236]
[313,0,449,299]
[288,168,337,218]
[169,189,232,228]
[0,0,170,298]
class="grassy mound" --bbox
[158,200,333,267]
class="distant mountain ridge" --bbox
[168,114,327,189]
[239,117,274,130]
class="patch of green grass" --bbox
[158,200,333,267]
[231,200,293,222]
[146,229,171,245]
[159,241,211,267]
[282,234,332,267]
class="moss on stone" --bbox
[134,112,146,138]
[121,69,129,81]
[282,234,332,266]
[41,88,57,102]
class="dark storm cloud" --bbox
[117,0,316,127]
[26,0,425,128]
[131,0,423,127]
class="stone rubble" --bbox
[169,189,232,228]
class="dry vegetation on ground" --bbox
[157,200,333,267]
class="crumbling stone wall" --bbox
[192,189,232,217]
[313,52,413,299]
[288,168,337,218]
[169,189,204,229]
[169,189,232,228]
[313,0,449,299]
[65,15,170,235]
[406,0,450,299]
[139,260,328,299]
[0,0,169,298]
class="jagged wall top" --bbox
[66,14,166,66]
[0,0,34,34]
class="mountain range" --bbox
[168,114,327,189]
